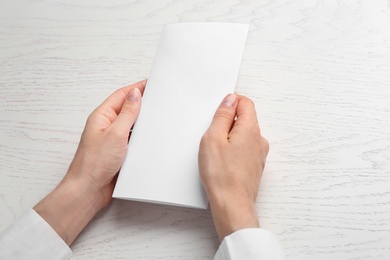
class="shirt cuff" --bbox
[0,208,72,260]
[214,228,285,260]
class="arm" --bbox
[199,94,269,241]
[199,94,284,259]
[1,81,146,259]
[33,80,146,246]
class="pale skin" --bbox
[199,93,269,241]
[34,80,269,246]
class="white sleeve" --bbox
[0,208,72,260]
[214,228,285,260]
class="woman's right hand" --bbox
[199,94,269,241]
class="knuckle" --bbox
[121,105,138,118]
[89,106,115,124]
[86,111,98,125]
[262,137,270,153]
[247,98,255,108]
[109,126,128,140]
[201,131,221,146]
[214,109,233,121]
[241,96,255,108]
[201,131,215,143]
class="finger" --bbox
[100,80,147,115]
[262,136,270,156]
[110,87,142,134]
[207,94,238,138]
[230,95,260,135]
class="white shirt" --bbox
[0,209,284,259]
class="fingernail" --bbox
[127,88,140,102]
[221,94,237,107]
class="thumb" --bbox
[208,94,238,137]
[111,87,142,133]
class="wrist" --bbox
[67,150,115,209]
[208,194,259,241]
[62,173,108,213]
[33,174,105,245]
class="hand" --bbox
[66,80,146,207]
[34,80,146,246]
[199,94,269,241]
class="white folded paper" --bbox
[113,23,249,209]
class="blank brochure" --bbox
[113,23,249,209]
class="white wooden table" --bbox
[1,1,390,259]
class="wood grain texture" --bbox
[1,0,390,259]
